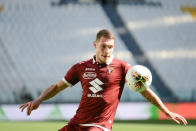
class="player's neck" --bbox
[93,55,113,65]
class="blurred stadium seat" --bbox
[118,0,196,102]
[0,0,196,104]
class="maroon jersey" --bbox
[63,56,131,130]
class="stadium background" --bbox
[0,0,196,130]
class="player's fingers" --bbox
[19,104,25,109]
[172,118,180,125]
[19,104,25,110]
[28,102,35,116]
[183,119,188,125]
[30,102,34,111]
[20,103,29,112]
[177,115,188,125]
[19,103,28,109]
[27,102,33,115]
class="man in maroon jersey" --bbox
[20,29,187,131]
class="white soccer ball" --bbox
[126,65,152,92]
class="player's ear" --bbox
[93,41,97,49]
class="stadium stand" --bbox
[0,0,138,104]
[0,0,195,104]
[118,0,196,101]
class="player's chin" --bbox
[101,57,109,63]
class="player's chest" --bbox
[79,65,123,85]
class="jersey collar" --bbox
[93,55,113,65]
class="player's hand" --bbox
[19,99,42,116]
[166,112,188,125]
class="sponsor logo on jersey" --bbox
[87,94,102,98]
[83,72,97,79]
[89,78,103,94]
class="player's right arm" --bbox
[19,80,69,116]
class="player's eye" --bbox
[108,46,113,49]
[102,45,106,49]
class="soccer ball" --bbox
[125,65,152,92]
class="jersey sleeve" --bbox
[122,61,131,76]
[62,63,80,87]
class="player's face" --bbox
[94,37,114,64]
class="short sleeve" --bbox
[62,63,80,87]
[122,61,131,76]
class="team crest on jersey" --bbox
[83,72,97,79]
[107,66,113,74]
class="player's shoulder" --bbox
[112,57,131,73]
[112,57,131,67]
[113,57,125,63]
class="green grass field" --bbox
[0,121,195,131]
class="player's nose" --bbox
[103,47,110,54]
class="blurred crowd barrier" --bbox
[0,102,196,121]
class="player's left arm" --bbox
[140,88,188,125]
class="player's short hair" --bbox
[96,29,114,41]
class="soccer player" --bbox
[20,29,187,131]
